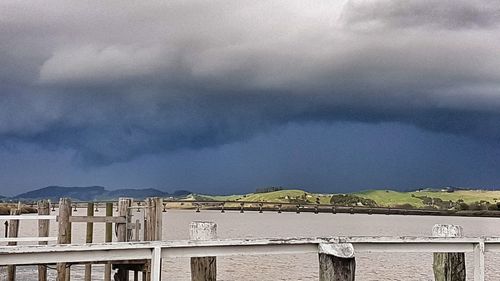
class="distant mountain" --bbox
[12,186,190,201]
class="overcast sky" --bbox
[1,0,500,195]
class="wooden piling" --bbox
[145,197,162,241]
[37,200,50,281]
[190,221,217,281]
[432,224,465,281]
[104,202,113,281]
[57,198,72,281]
[318,243,356,281]
[7,208,20,281]
[142,197,163,281]
[84,202,94,281]
[115,198,133,280]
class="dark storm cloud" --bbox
[1,0,500,165]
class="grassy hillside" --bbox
[354,190,423,207]
[191,189,329,204]
[355,190,500,207]
[192,188,500,209]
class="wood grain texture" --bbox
[37,200,50,281]
[432,225,465,281]
[190,221,217,281]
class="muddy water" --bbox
[2,209,500,280]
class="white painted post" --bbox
[473,241,485,281]
[190,221,217,281]
[151,247,162,281]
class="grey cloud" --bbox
[1,0,500,165]
[341,0,500,30]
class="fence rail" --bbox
[0,235,494,281]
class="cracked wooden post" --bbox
[37,200,50,281]
[143,197,163,281]
[84,202,94,281]
[115,198,133,281]
[104,202,113,281]
[57,198,72,281]
[190,221,217,281]
[145,197,162,241]
[7,207,20,281]
[319,243,355,281]
[432,224,465,281]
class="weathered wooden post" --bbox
[104,202,113,281]
[37,200,50,281]
[115,198,133,280]
[57,198,72,281]
[84,202,94,281]
[7,207,20,281]
[319,243,355,281]
[145,197,162,241]
[432,224,465,281]
[190,221,217,281]
[142,197,163,281]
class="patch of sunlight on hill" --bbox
[195,189,323,203]
[354,190,423,207]
[188,189,500,207]
[409,190,500,204]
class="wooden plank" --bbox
[474,241,485,281]
[190,221,217,281]
[134,219,141,241]
[0,237,56,242]
[145,197,162,241]
[68,216,126,223]
[84,203,94,281]
[432,224,465,281]
[151,247,162,281]
[57,198,72,281]
[115,198,132,281]
[319,254,355,281]
[144,197,162,281]
[38,200,50,281]
[104,202,113,281]
[0,215,56,220]
[0,235,499,273]
[7,208,20,281]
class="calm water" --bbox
[2,209,500,280]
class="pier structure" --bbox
[0,197,494,280]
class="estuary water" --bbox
[2,209,500,280]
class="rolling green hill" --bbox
[193,188,500,209]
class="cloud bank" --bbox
[1,0,499,165]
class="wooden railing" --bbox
[0,198,159,281]
[0,222,492,281]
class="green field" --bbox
[189,189,500,208]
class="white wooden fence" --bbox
[0,235,494,281]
